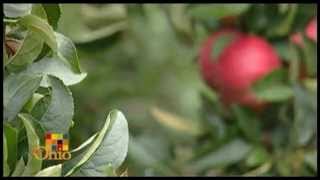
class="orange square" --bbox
[52,140,57,145]
[46,139,52,145]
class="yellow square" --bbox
[51,133,58,140]
[56,134,63,139]
[63,144,69,151]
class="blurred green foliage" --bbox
[57,4,317,176]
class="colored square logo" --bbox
[45,133,69,152]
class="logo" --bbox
[33,132,71,160]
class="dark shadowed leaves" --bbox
[292,84,317,146]
[42,4,61,30]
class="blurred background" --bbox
[57,4,317,176]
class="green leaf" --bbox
[4,4,32,18]
[192,139,252,172]
[30,95,51,121]
[189,4,251,20]
[63,110,129,176]
[41,4,61,30]
[254,85,293,102]
[274,41,293,61]
[253,69,287,89]
[30,4,60,29]
[288,44,301,83]
[56,32,82,73]
[211,34,235,60]
[77,21,127,44]
[11,158,26,177]
[291,4,317,32]
[4,123,18,171]
[23,57,87,87]
[168,4,193,38]
[23,93,44,113]
[243,161,272,176]
[231,105,261,142]
[29,4,52,60]
[303,78,317,93]
[252,69,293,102]
[242,5,269,34]
[19,14,57,52]
[31,4,47,19]
[128,135,173,175]
[4,72,42,121]
[302,35,317,76]
[293,85,317,146]
[19,114,42,176]
[69,133,98,154]
[103,164,117,176]
[267,4,298,37]
[72,110,128,176]
[278,4,290,14]
[245,147,270,167]
[39,75,74,134]
[80,4,127,24]
[58,4,127,44]
[10,31,44,66]
[36,164,62,176]
[3,133,10,176]
[304,151,317,172]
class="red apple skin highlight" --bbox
[289,18,317,79]
[290,17,317,46]
[305,18,317,42]
[199,30,281,110]
[290,32,304,47]
[199,29,243,90]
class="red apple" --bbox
[305,18,317,42]
[199,29,281,110]
[290,32,304,47]
[290,17,317,47]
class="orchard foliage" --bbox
[3,3,317,177]
[58,4,316,176]
[3,4,129,177]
